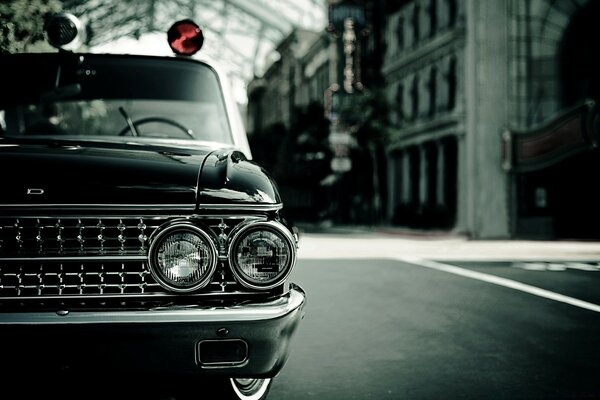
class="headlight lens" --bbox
[229,221,296,289]
[148,224,217,292]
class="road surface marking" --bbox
[511,262,600,272]
[398,256,600,313]
[565,262,600,271]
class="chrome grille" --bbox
[0,217,168,257]
[0,215,258,303]
[0,259,160,297]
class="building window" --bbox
[409,146,419,209]
[440,136,457,228]
[430,0,437,36]
[396,83,404,125]
[316,63,329,102]
[447,57,457,111]
[428,66,437,117]
[448,0,457,28]
[310,77,318,103]
[411,74,419,120]
[425,142,438,225]
[412,3,420,47]
[396,15,404,52]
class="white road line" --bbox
[397,256,600,313]
[565,262,600,271]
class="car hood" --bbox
[0,138,280,209]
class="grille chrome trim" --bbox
[0,215,264,304]
[0,290,264,302]
[0,286,305,324]
[197,203,282,211]
[0,260,246,298]
[0,216,167,257]
[0,260,160,297]
[0,204,196,210]
[0,256,147,261]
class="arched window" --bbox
[559,1,600,108]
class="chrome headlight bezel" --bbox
[228,220,297,290]
[148,222,218,293]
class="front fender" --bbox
[197,149,282,206]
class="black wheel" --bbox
[221,378,272,400]
[118,116,195,138]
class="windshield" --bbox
[0,53,233,144]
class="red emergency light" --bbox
[167,20,204,56]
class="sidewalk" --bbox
[295,224,600,261]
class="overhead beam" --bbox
[224,0,293,34]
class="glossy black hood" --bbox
[0,139,207,207]
[0,138,281,209]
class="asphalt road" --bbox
[269,258,600,399]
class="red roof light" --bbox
[167,20,204,56]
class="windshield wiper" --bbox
[118,106,140,137]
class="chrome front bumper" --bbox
[0,284,306,379]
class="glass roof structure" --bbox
[71,0,327,103]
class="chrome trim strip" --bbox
[0,214,262,220]
[0,255,147,262]
[0,203,282,211]
[0,291,267,301]
[197,203,282,211]
[0,286,305,324]
[0,204,196,210]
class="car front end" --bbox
[0,139,305,383]
[0,15,305,399]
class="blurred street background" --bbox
[3,1,600,398]
[4,0,600,240]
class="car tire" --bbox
[221,378,272,400]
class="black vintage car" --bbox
[0,15,305,399]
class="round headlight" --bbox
[148,223,217,292]
[228,221,296,290]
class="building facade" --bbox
[248,0,600,239]
[379,0,600,239]
[382,0,464,232]
[247,29,338,222]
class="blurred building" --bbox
[248,0,600,239]
[381,0,463,232]
[247,29,337,222]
